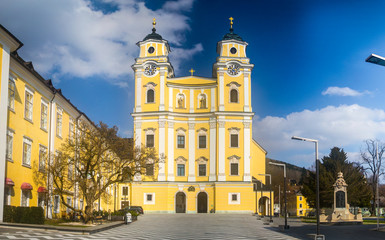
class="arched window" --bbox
[147,89,155,103]
[230,89,238,103]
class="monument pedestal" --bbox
[320,172,363,224]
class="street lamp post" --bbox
[366,55,383,231]
[291,136,320,237]
[259,174,273,223]
[269,162,288,229]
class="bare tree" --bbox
[35,121,159,223]
[361,139,385,215]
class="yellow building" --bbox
[296,193,312,217]
[121,19,271,214]
[0,24,114,221]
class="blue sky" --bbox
[2,0,385,173]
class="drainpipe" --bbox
[47,92,56,219]
[74,114,81,212]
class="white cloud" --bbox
[253,104,385,167]
[322,86,369,96]
[0,0,201,86]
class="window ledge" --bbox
[24,118,33,124]
[6,158,13,162]
[8,107,15,113]
[40,127,48,133]
[22,164,32,169]
[56,135,63,140]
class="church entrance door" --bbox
[175,192,186,213]
[197,192,208,213]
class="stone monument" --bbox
[320,172,362,224]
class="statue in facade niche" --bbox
[177,95,184,108]
[199,95,206,108]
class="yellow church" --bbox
[119,18,271,214]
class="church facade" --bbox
[126,19,270,213]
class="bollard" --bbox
[125,212,132,224]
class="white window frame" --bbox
[39,144,47,172]
[8,77,15,110]
[228,155,240,176]
[66,197,72,214]
[40,99,48,131]
[144,128,156,148]
[176,128,186,149]
[228,127,240,148]
[299,203,303,209]
[197,128,208,149]
[54,195,60,213]
[144,193,155,205]
[177,163,185,176]
[56,107,63,138]
[299,196,302,201]
[144,82,157,103]
[69,118,74,140]
[22,137,33,167]
[6,129,14,161]
[228,193,240,205]
[24,87,34,122]
[21,190,30,207]
[198,163,206,177]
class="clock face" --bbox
[144,64,157,76]
[227,64,240,76]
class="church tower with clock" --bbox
[127,18,270,214]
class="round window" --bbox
[148,46,155,54]
[230,47,237,54]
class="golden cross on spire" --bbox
[189,68,195,76]
[153,18,156,28]
[229,17,234,29]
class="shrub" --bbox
[3,206,44,224]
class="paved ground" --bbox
[0,214,298,240]
[0,214,384,240]
[262,216,385,240]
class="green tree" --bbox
[301,147,371,209]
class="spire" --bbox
[222,17,243,41]
[143,17,163,41]
[229,17,234,33]
[152,17,156,33]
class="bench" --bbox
[94,215,103,224]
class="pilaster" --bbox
[167,120,175,181]
[218,119,226,181]
[135,71,142,112]
[188,122,196,182]
[218,70,225,111]
[158,118,166,181]
[211,88,215,112]
[243,70,250,112]
[159,70,165,111]
[243,121,251,181]
[209,119,217,181]
[168,87,173,112]
[189,89,194,113]
[133,120,142,181]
